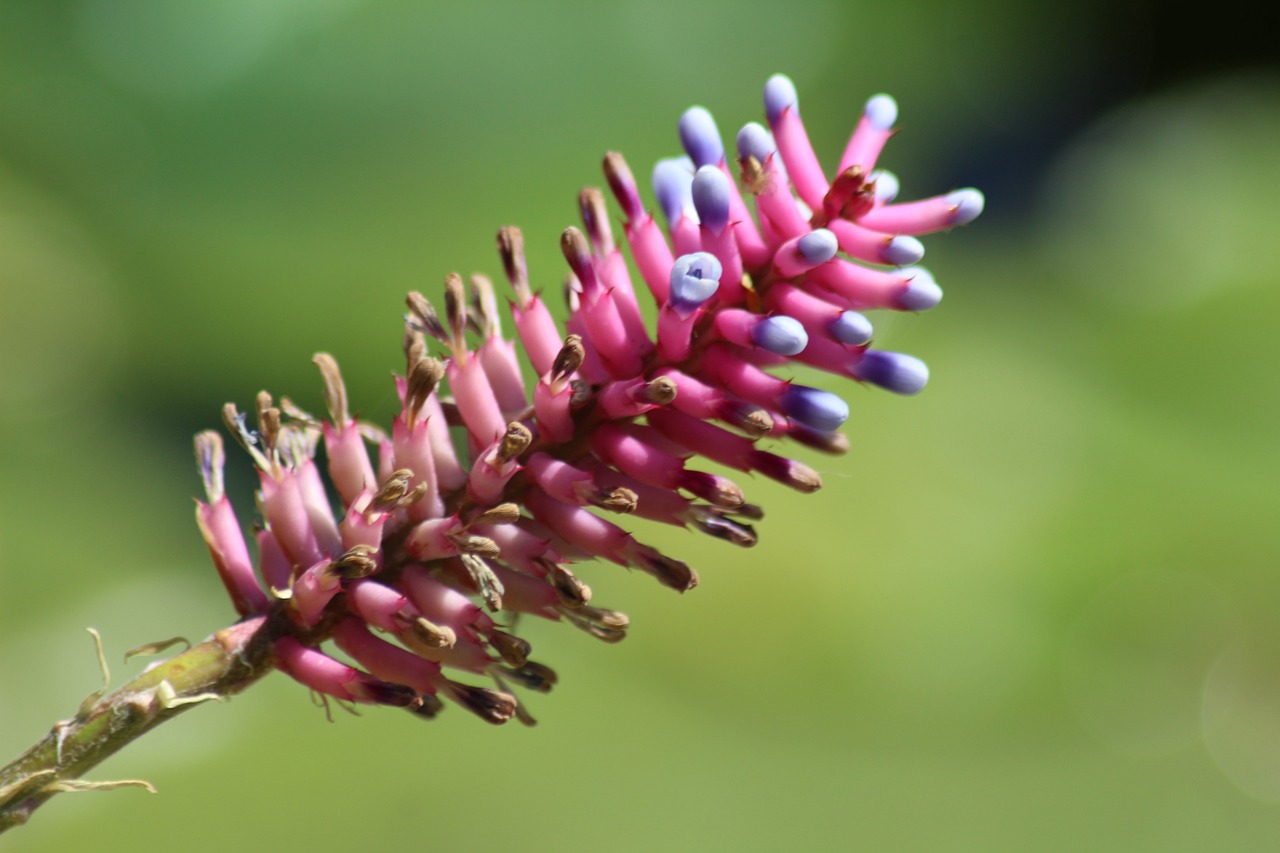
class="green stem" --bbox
[0,615,276,834]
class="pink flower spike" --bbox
[346,578,417,633]
[275,637,417,707]
[489,564,560,619]
[605,151,679,304]
[590,422,686,492]
[195,499,269,615]
[737,122,809,242]
[598,375,678,419]
[826,219,924,267]
[258,469,324,570]
[291,558,343,626]
[597,250,653,355]
[653,367,774,436]
[856,188,985,234]
[255,528,293,595]
[511,293,564,378]
[656,302,704,363]
[714,309,808,356]
[422,394,467,492]
[646,408,757,472]
[763,74,830,212]
[476,520,560,575]
[525,490,630,564]
[592,422,743,508]
[391,414,444,521]
[702,344,790,406]
[467,424,529,506]
[322,421,375,509]
[526,453,595,506]
[704,345,849,432]
[563,310,609,385]
[446,356,506,448]
[334,618,443,696]
[765,283,875,347]
[625,211,678,304]
[838,93,898,176]
[477,336,528,417]
[375,436,394,485]
[772,229,840,279]
[533,376,575,444]
[676,106,769,267]
[400,564,493,634]
[692,167,746,304]
[194,431,269,615]
[578,287,644,378]
[671,214,702,259]
[405,516,465,562]
[589,464,692,526]
[651,408,820,492]
[295,459,341,557]
[819,261,941,313]
[339,491,384,552]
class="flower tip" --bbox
[948,188,985,225]
[882,234,925,267]
[735,121,775,163]
[897,267,942,311]
[668,251,722,315]
[781,386,849,432]
[678,106,725,167]
[603,151,644,220]
[751,315,808,356]
[797,228,839,265]
[763,73,798,124]
[855,350,930,395]
[865,93,898,131]
[691,165,731,234]
[652,156,695,226]
[830,310,874,346]
[870,169,899,203]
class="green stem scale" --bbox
[0,616,276,833]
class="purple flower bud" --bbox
[948,188,985,224]
[652,156,696,227]
[750,315,808,356]
[668,252,722,315]
[736,121,775,163]
[678,106,725,167]
[882,235,925,267]
[830,311,873,345]
[797,229,839,265]
[781,385,849,432]
[864,94,898,131]
[855,350,930,395]
[691,166,730,234]
[896,267,943,311]
[871,169,899,202]
[763,73,798,124]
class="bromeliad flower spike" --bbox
[0,73,981,830]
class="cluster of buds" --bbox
[193,74,982,725]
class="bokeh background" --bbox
[2,1,1277,850]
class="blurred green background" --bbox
[2,1,1278,850]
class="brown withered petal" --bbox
[498,422,533,461]
[499,661,558,693]
[489,630,532,669]
[407,693,445,720]
[444,681,517,725]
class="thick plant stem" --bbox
[0,615,276,834]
